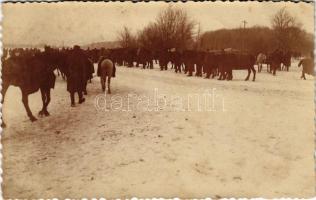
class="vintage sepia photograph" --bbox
[1,1,315,198]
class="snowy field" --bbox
[2,60,315,198]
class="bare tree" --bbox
[199,25,312,56]
[155,6,196,50]
[271,7,299,30]
[195,22,202,50]
[137,22,160,49]
[136,6,196,51]
[117,26,137,48]
[271,7,302,50]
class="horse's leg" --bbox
[251,66,256,81]
[205,71,210,79]
[21,90,37,122]
[1,82,9,104]
[226,71,230,80]
[273,66,276,76]
[112,64,116,77]
[245,68,250,81]
[1,82,9,127]
[104,76,107,93]
[199,66,203,76]
[44,89,51,116]
[257,64,259,72]
[150,61,153,69]
[227,71,232,80]
[222,70,227,80]
[218,70,223,80]
[195,66,199,76]
[39,88,46,116]
[70,92,75,107]
[84,81,88,95]
[211,70,216,78]
[267,64,270,73]
[107,76,111,94]
[101,76,105,92]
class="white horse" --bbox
[256,53,267,73]
[97,57,114,94]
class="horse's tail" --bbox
[298,59,303,68]
[97,57,105,77]
[100,59,114,77]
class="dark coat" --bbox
[85,58,95,80]
[66,49,87,93]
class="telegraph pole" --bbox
[242,20,247,52]
[196,22,201,50]
[242,20,247,29]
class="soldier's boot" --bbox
[70,93,75,107]
[78,92,85,104]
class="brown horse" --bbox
[218,53,256,81]
[97,58,114,94]
[1,50,59,127]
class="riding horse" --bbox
[1,50,60,126]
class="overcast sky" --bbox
[2,1,314,46]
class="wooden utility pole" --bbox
[242,20,247,52]
[242,20,247,29]
[196,22,201,50]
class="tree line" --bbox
[118,6,313,56]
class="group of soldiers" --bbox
[84,47,298,82]
[1,45,313,125]
[3,46,98,106]
[3,46,305,88]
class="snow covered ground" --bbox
[2,60,315,198]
